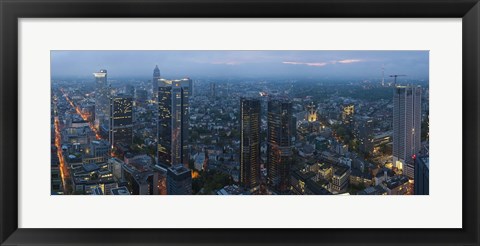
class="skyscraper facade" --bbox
[393,85,422,175]
[157,78,191,168]
[267,98,293,193]
[109,94,134,149]
[358,119,374,154]
[414,155,429,195]
[166,165,192,195]
[239,98,261,189]
[94,69,110,132]
[210,83,216,98]
[152,65,161,102]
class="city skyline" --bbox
[51,50,429,80]
[51,50,429,196]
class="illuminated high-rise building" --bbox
[152,65,161,102]
[393,85,422,175]
[239,98,261,189]
[94,69,110,132]
[157,78,191,168]
[109,94,133,149]
[267,98,293,193]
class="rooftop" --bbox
[216,185,244,195]
[83,163,100,172]
[111,186,130,195]
[384,175,409,189]
[333,165,349,176]
[168,165,190,175]
[357,185,388,195]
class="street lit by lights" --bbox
[61,88,101,139]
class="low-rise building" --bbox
[357,185,388,195]
[330,165,351,193]
[349,169,373,187]
[383,175,410,195]
[111,186,130,195]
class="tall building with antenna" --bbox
[94,69,110,134]
[152,65,161,102]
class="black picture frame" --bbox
[1,0,479,245]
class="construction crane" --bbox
[389,74,406,86]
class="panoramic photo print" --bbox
[50,50,429,195]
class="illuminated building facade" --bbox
[392,86,422,173]
[342,104,355,125]
[109,94,133,149]
[239,98,261,188]
[331,165,351,193]
[157,78,191,168]
[358,119,374,154]
[267,98,293,193]
[94,69,110,131]
[306,102,317,122]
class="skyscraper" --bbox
[358,119,374,154]
[210,82,216,98]
[167,165,192,195]
[239,98,261,189]
[152,65,161,102]
[414,155,429,195]
[109,94,133,149]
[123,84,135,98]
[94,69,110,133]
[157,78,191,168]
[267,98,293,193]
[393,85,422,176]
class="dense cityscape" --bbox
[51,51,429,195]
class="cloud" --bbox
[210,61,240,65]
[283,59,364,67]
[282,61,328,67]
[337,59,363,64]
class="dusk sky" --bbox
[51,50,429,80]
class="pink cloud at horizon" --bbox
[283,59,364,67]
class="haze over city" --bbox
[51,50,429,80]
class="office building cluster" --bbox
[51,65,428,195]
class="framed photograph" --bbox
[1,0,479,245]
